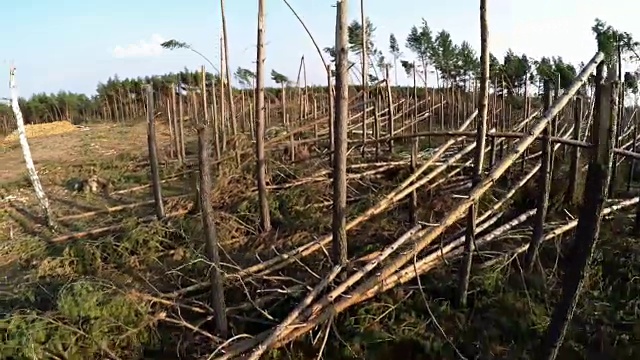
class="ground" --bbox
[0,122,176,183]
[1,120,639,359]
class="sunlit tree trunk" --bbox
[458,0,489,307]
[255,0,271,232]
[9,68,54,228]
[220,0,240,165]
[332,0,349,265]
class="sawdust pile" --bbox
[2,121,78,143]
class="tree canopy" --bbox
[320,17,639,98]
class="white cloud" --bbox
[112,34,166,59]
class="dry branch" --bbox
[51,210,189,243]
[243,265,342,360]
[247,52,603,350]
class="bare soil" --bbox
[0,122,173,185]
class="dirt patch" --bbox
[0,121,172,185]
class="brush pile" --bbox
[173,58,639,358]
[2,120,78,143]
[149,107,590,358]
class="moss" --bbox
[1,280,157,359]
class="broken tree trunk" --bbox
[537,60,617,360]
[409,63,418,225]
[567,96,583,205]
[458,0,489,308]
[8,67,54,228]
[145,85,165,219]
[196,125,228,337]
[254,0,272,232]
[332,0,349,266]
[524,80,553,271]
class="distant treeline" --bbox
[3,17,639,135]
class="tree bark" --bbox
[457,0,488,307]
[196,125,228,337]
[524,80,552,271]
[568,97,583,204]
[360,0,368,158]
[220,0,240,165]
[145,85,165,219]
[8,67,54,228]
[332,0,349,265]
[254,0,271,232]
[537,61,617,360]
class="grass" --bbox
[1,120,639,359]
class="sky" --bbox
[1,0,639,98]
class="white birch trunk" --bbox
[9,67,53,227]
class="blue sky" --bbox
[1,0,638,98]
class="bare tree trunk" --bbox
[201,65,209,125]
[241,90,247,134]
[191,91,199,124]
[568,96,583,204]
[220,0,240,165]
[537,61,617,360]
[327,64,335,165]
[145,85,165,219]
[409,63,418,225]
[374,99,380,159]
[211,78,221,160]
[220,37,228,152]
[360,0,368,158]
[385,65,394,153]
[9,67,54,228]
[178,90,186,160]
[332,0,349,265]
[457,0,488,308]
[524,80,552,270]
[255,0,271,232]
[196,125,228,337]
[628,111,638,193]
[171,84,183,164]
[302,56,309,118]
[608,41,623,195]
[166,99,175,159]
